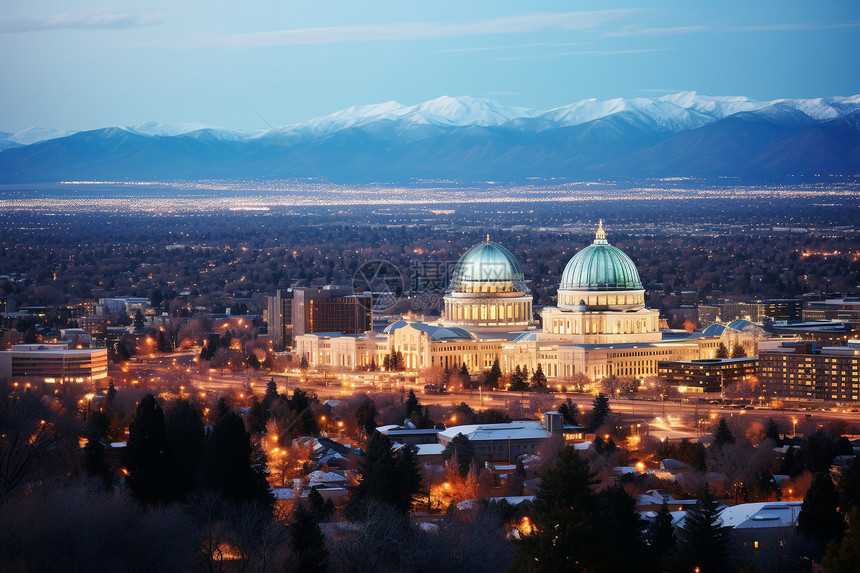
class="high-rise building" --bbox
[758,340,860,401]
[267,286,372,350]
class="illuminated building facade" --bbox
[268,286,372,350]
[758,340,860,401]
[0,343,109,387]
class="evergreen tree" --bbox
[715,343,729,359]
[485,359,502,388]
[247,396,266,434]
[558,398,578,425]
[262,377,278,414]
[592,434,617,455]
[123,394,169,505]
[798,473,845,549]
[288,387,319,436]
[83,410,112,487]
[459,362,469,383]
[164,399,204,502]
[394,442,423,512]
[649,500,677,561]
[713,417,735,447]
[514,447,598,572]
[838,456,860,513]
[133,309,145,330]
[200,411,273,506]
[356,396,377,438]
[590,393,611,431]
[405,389,422,419]
[300,355,309,371]
[216,396,231,421]
[823,509,860,573]
[591,485,651,572]
[350,432,423,515]
[690,442,708,472]
[781,445,804,478]
[288,498,330,573]
[530,364,547,391]
[764,418,782,446]
[368,358,377,372]
[677,484,731,573]
[509,365,528,392]
[441,433,474,478]
[308,487,335,523]
[731,344,746,358]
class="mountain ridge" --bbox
[1,93,858,184]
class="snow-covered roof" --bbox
[438,421,550,442]
[719,502,803,529]
[574,441,592,450]
[636,489,675,506]
[318,452,348,464]
[271,488,306,500]
[375,424,401,433]
[308,470,348,484]
[487,495,534,505]
[640,510,687,528]
[660,458,689,470]
[415,443,446,456]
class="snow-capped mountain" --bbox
[3,127,77,145]
[1,92,858,184]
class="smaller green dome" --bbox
[449,239,527,292]
[560,221,643,291]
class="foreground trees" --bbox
[514,447,649,572]
[349,432,423,516]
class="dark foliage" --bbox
[200,411,273,507]
[590,393,611,430]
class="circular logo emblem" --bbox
[352,260,404,312]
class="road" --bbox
[116,354,860,438]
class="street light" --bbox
[792,418,798,436]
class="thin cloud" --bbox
[606,25,708,37]
[606,21,860,37]
[211,10,643,47]
[0,12,165,33]
[436,41,589,54]
[728,21,860,32]
[499,48,671,61]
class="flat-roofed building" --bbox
[438,420,553,466]
[721,299,803,323]
[0,343,109,388]
[803,298,860,322]
[657,357,759,393]
[758,340,860,402]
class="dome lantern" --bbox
[559,221,643,292]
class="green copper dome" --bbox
[449,238,528,293]
[560,221,643,291]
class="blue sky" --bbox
[1,1,858,131]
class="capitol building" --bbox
[295,222,729,383]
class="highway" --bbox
[116,354,860,439]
